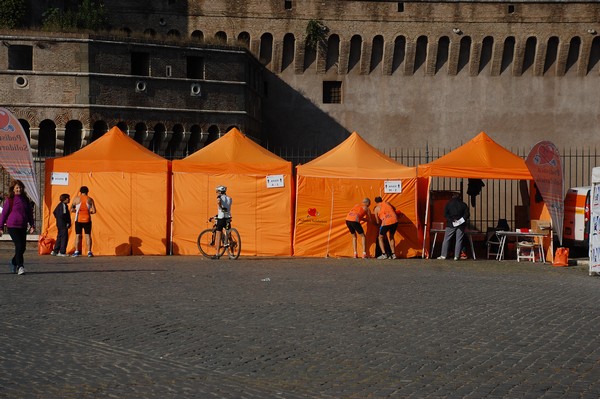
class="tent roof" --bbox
[172,128,291,174]
[297,132,416,179]
[47,126,168,172]
[419,132,533,180]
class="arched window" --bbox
[91,120,108,142]
[587,36,600,75]
[116,121,128,135]
[413,36,428,73]
[348,35,362,73]
[205,125,220,146]
[435,36,449,74]
[282,33,295,72]
[522,37,537,74]
[167,29,181,38]
[500,36,515,74]
[326,34,340,72]
[392,36,406,74]
[370,35,384,73]
[18,119,30,142]
[38,120,56,157]
[120,27,132,37]
[165,124,184,159]
[238,32,250,48]
[191,30,204,41]
[149,123,166,154]
[478,36,493,74]
[64,120,82,155]
[544,36,559,75]
[457,36,472,74]
[144,28,156,38]
[187,125,202,155]
[565,36,581,74]
[134,122,147,144]
[215,31,227,44]
[260,33,274,66]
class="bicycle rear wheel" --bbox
[197,229,226,258]
[226,228,241,259]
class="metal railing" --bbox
[1,146,598,236]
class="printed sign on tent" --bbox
[266,174,284,188]
[525,141,564,245]
[51,172,69,186]
[0,108,39,206]
[384,180,402,193]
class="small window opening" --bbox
[131,52,150,76]
[187,56,204,79]
[284,0,292,10]
[323,81,342,104]
[508,4,515,14]
[8,45,33,70]
[398,2,404,12]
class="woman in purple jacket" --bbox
[0,180,35,275]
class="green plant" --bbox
[305,19,329,51]
[0,0,27,29]
[42,0,108,32]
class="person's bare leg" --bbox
[74,234,81,254]
[360,233,367,257]
[214,230,222,257]
[85,233,92,254]
[351,233,358,256]
[388,234,396,258]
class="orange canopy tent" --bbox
[418,131,534,257]
[294,132,421,258]
[419,132,533,180]
[42,127,170,255]
[171,128,293,256]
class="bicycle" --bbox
[197,216,241,259]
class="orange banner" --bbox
[0,108,39,205]
[526,141,563,244]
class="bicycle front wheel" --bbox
[197,229,226,258]
[226,228,241,259]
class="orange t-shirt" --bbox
[78,194,91,223]
[377,202,398,226]
[346,204,367,222]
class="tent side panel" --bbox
[131,172,169,255]
[172,173,211,255]
[254,174,293,256]
[293,176,422,258]
[88,173,134,255]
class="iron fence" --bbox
[1,146,598,237]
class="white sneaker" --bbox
[391,254,397,259]
[17,266,25,275]
[87,252,94,257]
[377,254,388,259]
[50,251,57,256]
[57,253,69,257]
[437,256,446,260]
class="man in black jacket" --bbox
[438,193,470,261]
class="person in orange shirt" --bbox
[373,196,399,259]
[70,186,97,257]
[345,198,373,258]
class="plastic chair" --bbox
[516,232,545,263]
[486,229,502,259]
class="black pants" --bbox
[8,227,27,267]
[53,226,69,254]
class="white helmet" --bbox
[216,185,227,193]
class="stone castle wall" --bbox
[101,0,600,150]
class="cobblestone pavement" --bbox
[1,243,600,398]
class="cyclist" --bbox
[212,185,232,259]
